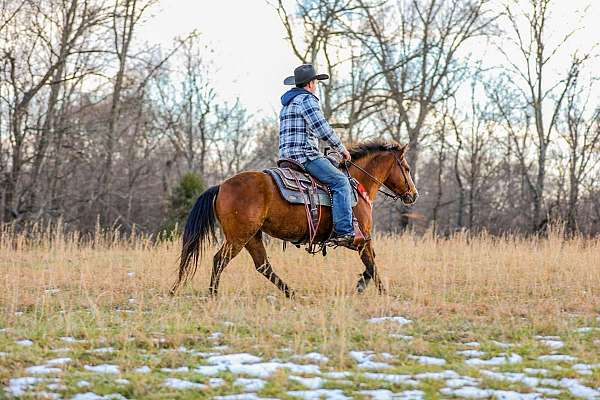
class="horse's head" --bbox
[384,144,418,205]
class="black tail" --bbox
[171,185,220,294]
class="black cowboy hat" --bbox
[283,64,329,85]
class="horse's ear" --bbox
[400,144,408,156]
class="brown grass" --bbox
[2,224,599,337]
[1,224,600,397]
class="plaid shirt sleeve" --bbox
[299,95,346,153]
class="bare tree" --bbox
[559,66,600,234]
[490,0,584,232]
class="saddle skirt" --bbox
[264,167,358,207]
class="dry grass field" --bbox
[1,224,599,399]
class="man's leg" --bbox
[304,157,354,238]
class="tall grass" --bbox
[1,223,599,357]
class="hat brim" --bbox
[283,73,330,85]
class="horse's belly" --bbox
[262,200,334,243]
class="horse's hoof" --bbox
[356,281,367,294]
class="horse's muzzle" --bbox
[401,192,418,205]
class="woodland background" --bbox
[1,0,599,236]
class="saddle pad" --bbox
[264,168,357,207]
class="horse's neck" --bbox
[351,153,392,201]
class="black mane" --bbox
[347,140,404,161]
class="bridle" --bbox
[345,151,412,201]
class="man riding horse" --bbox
[279,64,354,248]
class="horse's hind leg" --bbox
[357,242,386,295]
[245,232,295,298]
[209,241,243,297]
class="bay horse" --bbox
[170,140,418,298]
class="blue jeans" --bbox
[303,157,354,236]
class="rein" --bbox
[346,152,411,201]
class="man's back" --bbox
[279,88,345,164]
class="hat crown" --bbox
[283,64,329,85]
[294,64,316,84]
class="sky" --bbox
[139,0,298,117]
[138,0,600,118]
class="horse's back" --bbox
[214,170,327,243]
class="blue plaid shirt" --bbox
[279,89,346,164]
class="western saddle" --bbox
[263,157,366,254]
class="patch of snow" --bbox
[60,336,86,343]
[463,342,481,347]
[415,370,459,380]
[160,366,189,373]
[560,378,600,398]
[46,357,71,365]
[537,354,576,362]
[0,352,8,357]
[26,365,62,374]
[6,377,54,396]
[71,392,127,400]
[368,316,412,325]
[408,355,446,365]
[127,271,135,277]
[358,389,425,400]
[31,391,61,399]
[539,378,562,387]
[480,370,539,388]
[491,341,514,349]
[227,362,321,378]
[350,351,393,369]
[572,363,600,375]
[363,373,419,386]
[287,389,351,399]
[359,361,392,369]
[209,332,223,340]
[535,387,561,396]
[193,364,228,376]
[77,380,91,387]
[115,378,129,385]
[134,365,151,373]
[323,371,353,379]
[523,368,549,376]
[16,339,33,346]
[207,353,262,365]
[90,347,115,354]
[163,378,207,390]
[492,390,542,399]
[294,352,330,363]
[214,395,277,400]
[457,350,486,358]
[575,327,599,333]
[209,377,225,387]
[465,353,523,366]
[538,340,564,350]
[83,364,120,374]
[234,378,267,392]
[440,386,492,398]
[289,376,325,389]
[445,377,480,388]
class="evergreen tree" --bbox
[162,173,206,236]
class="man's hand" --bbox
[342,149,351,161]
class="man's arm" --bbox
[300,95,346,154]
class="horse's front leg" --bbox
[356,241,386,295]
